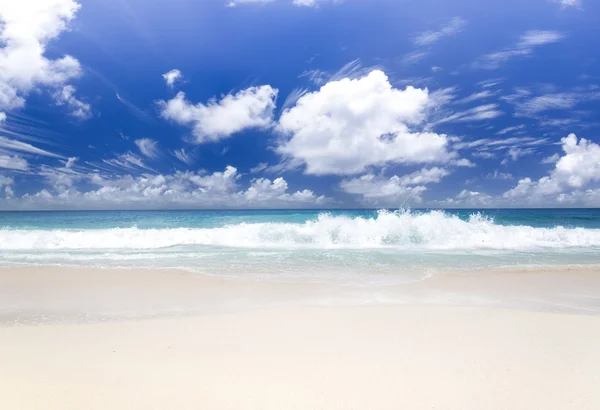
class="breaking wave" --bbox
[1,210,600,251]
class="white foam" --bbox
[1,210,600,251]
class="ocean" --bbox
[1,208,600,283]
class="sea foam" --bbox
[1,210,600,251]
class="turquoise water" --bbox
[1,208,599,281]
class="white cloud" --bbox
[162,69,182,88]
[0,0,86,113]
[509,91,600,118]
[301,59,383,86]
[116,93,155,124]
[172,148,195,165]
[292,0,317,6]
[1,166,328,210]
[227,0,320,7]
[478,78,504,88]
[159,86,278,143]
[455,90,497,104]
[496,125,525,135]
[403,51,429,65]
[340,167,450,204]
[486,170,514,180]
[0,174,13,197]
[541,153,560,164]
[507,146,536,161]
[414,17,467,46]
[0,175,13,186]
[134,138,160,159]
[504,134,600,200]
[0,154,28,170]
[455,190,492,204]
[434,104,503,124]
[102,152,155,173]
[227,0,274,6]
[451,158,476,167]
[277,70,455,176]
[245,177,325,203]
[518,30,564,47]
[53,85,91,119]
[453,136,547,151]
[0,136,62,158]
[477,30,564,69]
[552,0,581,8]
[64,157,77,168]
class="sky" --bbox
[0,0,600,210]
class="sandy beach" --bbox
[1,266,600,409]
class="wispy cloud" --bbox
[502,86,600,118]
[102,152,156,173]
[281,88,309,112]
[172,148,195,165]
[402,51,429,65]
[0,137,63,158]
[552,0,581,8]
[300,59,384,86]
[116,93,156,124]
[496,125,526,135]
[434,104,503,124]
[414,17,467,46]
[455,90,498,104]
[134,138,160,159]
[475,30,564,69]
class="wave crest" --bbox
[1,210,600,251]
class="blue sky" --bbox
[0,0,600,209]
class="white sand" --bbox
[1,266,600,409]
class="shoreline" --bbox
[2,265,600,326]
[1,265,600,409]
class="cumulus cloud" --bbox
[0,154,28,170]
[0,174,14,197]
[245,177,325,203]
[0,166,328,210]
[277,70,455,176]
[162,69,182,88]
[340,167,450,204]
[159,86,278,143]
[0,0,87,113]
[504,134,600,200]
